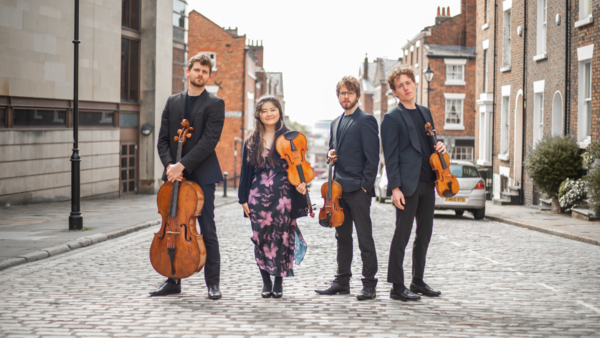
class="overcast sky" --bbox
[187,0,463,126]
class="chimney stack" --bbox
[437,6,440,16]
[442,7,446,16]
[447,6,450,16]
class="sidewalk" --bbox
[485,201,600,246]
[0,185,239,270]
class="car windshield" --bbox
[450,164,480,178]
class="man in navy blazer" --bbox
[315,76,379,300]
[381,65,446,301]
[153,54,225,299]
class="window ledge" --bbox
[477,159,492,166]
[500,65,511,72]
[444,80,466,86]
[482,23,489,30]
[574,15,593,28]
[533,53,548,62]
[498,153,510,161]
[443,124,465,131]
[415,63,419,68]
[579,139,591,149]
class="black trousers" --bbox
[387,180,435,286]
[335,189,378,287]
[196,183,220,287]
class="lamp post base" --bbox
[69,213,83,230]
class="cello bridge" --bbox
[166,231,181,235]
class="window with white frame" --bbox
[533,93,544,147]
[483,47,490,92]
[478,106,493,165]
[536,0,547,58]
[500,95,510,156]
[578,44,594,145]
[580,0,593,19]
[444,93,466,130]
[485,0,490,24]
[503,10,512,68]
[445,59,466,86]
[452,146,474,161]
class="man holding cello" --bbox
[381,65,446,301]
[315,76,379,300]
[152,54,225,299]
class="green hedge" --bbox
[525,135,582,198]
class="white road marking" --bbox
[538,283,558,292]
[577,301,600,314]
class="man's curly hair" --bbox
[387,64,416,90]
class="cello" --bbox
[275,131,315,217]
[425,122,460,198]
[150,119,207,279]
[318,159,344,228]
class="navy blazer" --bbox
[381,103,436,197]
[328,107,380,195]
[157,90,225,185]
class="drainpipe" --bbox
[492,0,498,177]
[520,0,528,204]
[564,0,570,136]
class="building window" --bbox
[0,108,5,128]
[444,93,466,130]
[478,108,493,165]
[121,38,140,102]
[452,146,474,161]
[121,0,140,30]
[173,0,187,44]
[503,10,512,68]
[552,91,563,135]
[533,93,544,146]
[13,110,67,127]
[500,95,510,156]
[580,0,593,19]
[485,0,490,24]
[445,59,467,86]
[120,113,139,128]
[536,0,547,58]
[80,112,115,127]
[483,49,489,92]
[579,61,592,144]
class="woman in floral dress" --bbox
[238,96,308,298]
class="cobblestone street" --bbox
[1,185,599,337]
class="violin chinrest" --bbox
[283,131,299,140]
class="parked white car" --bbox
[434,160,486,219]
[374,165,390,203]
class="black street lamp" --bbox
[69,0,83,230]
[233,137,243,189]
[424,64,434,107]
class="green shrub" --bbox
[558,178,585,210]
[525,135,582,198]
[583,142,600,168]
[584,161,600,217]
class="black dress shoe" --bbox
[410,283,441,297]
[261,285,272,298]
[149,278,181,297]
[272,291,282,298]
[208,285,222,299]
[390,287,421,301]
[356,286,376,300]
[315,281,350,295]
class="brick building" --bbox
[358,56,401,123]
[401,0,478,161]
[475,0,598,206]
[188,11,284,185]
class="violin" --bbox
[425,122,460,198]
[319,159,344,228]
[275,131,315,217]
[150,119,207,279]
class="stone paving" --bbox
[1,181,599,337]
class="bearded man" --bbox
[152,53,225,299]
[315,76,380,300]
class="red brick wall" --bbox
[188,11,245,184]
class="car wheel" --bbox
[455,210,464,217]
[380,197,387,203]
[375,194,380,202]
[472,208,485,220]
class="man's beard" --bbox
[340,97,359,110]
[190,77,206,88]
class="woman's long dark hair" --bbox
[246,96,288,167]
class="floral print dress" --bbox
[248,149,307,277]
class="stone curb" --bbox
[0,199,238,272]
[485,215,600,247]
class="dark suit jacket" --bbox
[329,107,380,195]
[157,90,225,185]
[381,102,435,197]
